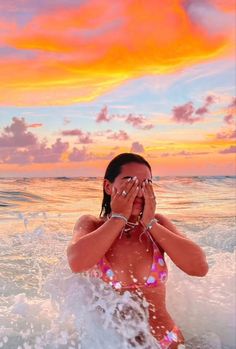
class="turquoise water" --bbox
[0,176,235,348]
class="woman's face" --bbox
[112,162,152,217]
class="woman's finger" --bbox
[127,180,139,202]
[141,181,148,198]
[144,180,156,199]
[117,176,137,196]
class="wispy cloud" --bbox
[0,0,234,106]
[96,106,153,129]
[63,117,71,125]
[125,114,154,130]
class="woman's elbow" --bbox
[198,261,209,276]
[187,260,209,277]
[67,246,80,273]
[67,246,94,273]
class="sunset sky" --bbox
[0,0,235,177]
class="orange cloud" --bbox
[207,0,236,12]
[28,123,43,128]
[0,0,235,106]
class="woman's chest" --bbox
[104,240,156,284]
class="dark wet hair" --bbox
[99,153,152,217]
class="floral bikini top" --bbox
[97,231,168,290]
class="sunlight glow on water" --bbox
[0,176,235,348]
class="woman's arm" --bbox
[150,213,209,277]
[67,178,139,273]
[141,181,208,277]
[67,215,125,273]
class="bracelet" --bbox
[110,213,128,224]
[140,218,158,232]
[147,218,158,231]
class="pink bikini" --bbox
[96,231,183,348]
[97,237,168,290]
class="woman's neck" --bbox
[128,214,142,224]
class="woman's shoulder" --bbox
[75,214,105,229]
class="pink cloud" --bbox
[229,97,236,108]
[205,95,216,105]
[107,130,129,141]
[96,106,112,123]
[62,129,93,144]
[62,129,83,136]
[69,146,91,161]
[219,145,236,154]
[216,129,236,139]
[0,148,32,164]
[172,102,203,124]
[130,141,144,153]
[223,97,236,124]
[28,138,69,163]
[172,95,216,123]
[126,114,144,127]
[77,133,93,144]
[1,137,69,164]
[95,107,153,129]
[0,118,72,164]
[142,124,154,130]
[195,106,208,115]
[125,114,154,130]
[0,117,37,147]
[224,114,235,125]
[195,95,216,116]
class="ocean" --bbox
[0,176,235,349]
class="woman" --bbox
[67,153,208,348]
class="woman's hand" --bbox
[110,177,139,219]
[141,180,156,226]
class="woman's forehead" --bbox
[118,162,151,178]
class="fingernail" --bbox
[133,176,137,181]
[127,178,131,182]
[135,179,139,184]
[145,179,149,184]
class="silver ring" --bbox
[121,190,127,197]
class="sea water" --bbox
[0,176,235,349]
